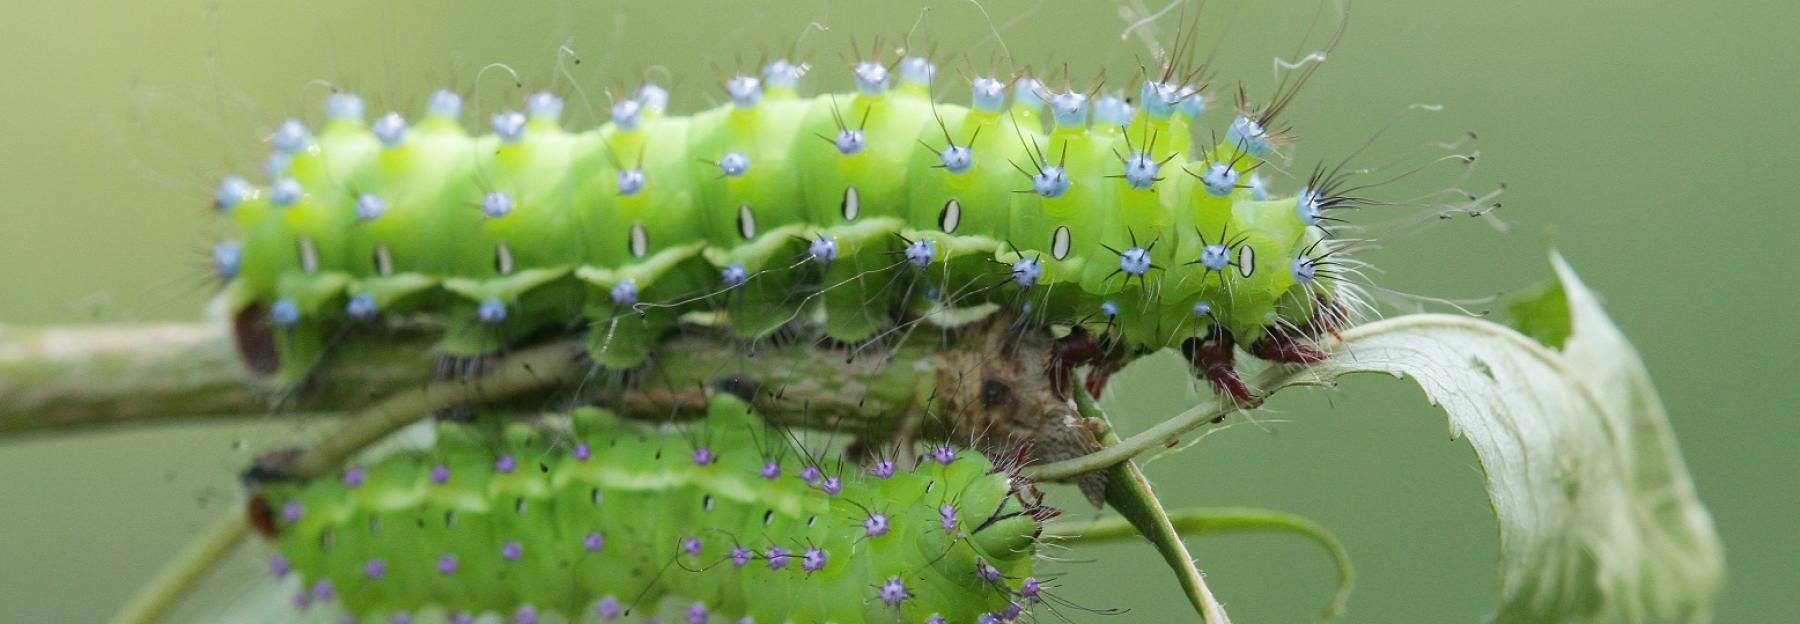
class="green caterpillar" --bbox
[247,397,1052,623]
[212,53,1358,400]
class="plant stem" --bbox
[109,511,249,624]
[1049,507,1356,620]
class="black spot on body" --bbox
[981,379,1014,409]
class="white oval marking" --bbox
[1236,245,1256,278]
[495,242,515,276]
[373,244,394,276]
[737,204,757,240]
[628,222,649,258]
[1051,226,1072,260]
[841,186,860,221]
[298,236,320,275]
[939,199,962,233]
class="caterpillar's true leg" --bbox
[1182,326,1256,403]
[1250,292,1345,364]
[1250,327,1328,364]
[1047,326,1103,400]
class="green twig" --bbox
[1076,385,1233,624]
[1048,507,1356,620]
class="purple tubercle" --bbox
[821,476,843,496]
[503,541,523,561]
[311,579,335,603]
[925,616,947,624]
[268,555,291,578]
[1020,577,1043,601]
[496,454,516,474]
[931,445,957,465]
[595,596,622,620]
[730,545,752,568]
[363,558,387,579]
[760,460,781,480]
[877,577,911,607]
[437,554,458,575]
[342,466,366,487]
[864,512,890,538]
[940,504,959,534]
[513,604,539,624]
[685,602,709,624]
[871,459,896,479]
[584,532,605,552]
[1003,601,1025,620]
[450,614,475,624]
[429,464,450,484]
[976,558,1003,583]
[682,536,703,556]
[800,465,822,486]
[692,447,715,466]
[766,546,790,570]
[573,442,592,462]
[281,501,304,524]
[388,613,412,624]
[802,546,828,573]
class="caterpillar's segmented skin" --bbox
[248,397,1053,623]
[214,55,1358,398]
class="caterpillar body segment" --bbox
[216,56,1350,399]
[248,397,1049,623]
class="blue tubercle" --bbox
[1123,153,1160,190]
[635,83,669,112]
[270,299,301,328]
[355,194,385,222]
[899,57,935,86]
[1199,162,1239,197]
[1010,258,1042,288]
[717,152,749,177]
[610,279,639,306]
[1291,256,1318,285]
[345,294,378,321]
[371,113,407,147]
[1032,165,1071,198]
[807,236,838,265]
[1227,115,1270,157]
[325,93,364,121]
[1296,187,1323,225]
[477,299,508,325]
[853,62,890,96]
[610,99,643,131]
[525,92,563,122]
[939,145,973,173]
[427,90,463,119]
[481,192,512,219]
[211,241,242,279]
[269,178,303,207]
[971,77,1006,113]
[271,120,309,154]
[833,129,865,156]
[1100,300,1120,317]
[214,176,251,212]
[1140,81,1181,118]
[725,75,762,109]
[616,168,646,196]
[721,263,748,288]
[492,112,527,143]
[762,59,803,89]
[1199,244,1230,272]
[1118,247,1153,276]
[1049,91,1088,128]
[904,239,936,268]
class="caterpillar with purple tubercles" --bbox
[209,26,1384,403]
[246,396,1061,624]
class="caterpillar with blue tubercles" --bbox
[209,37,1376,402]
[246,396,1059,624]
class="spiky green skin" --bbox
[253,397,1040,622]
[221,78,1336,381]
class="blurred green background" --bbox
[1,0,1795,621]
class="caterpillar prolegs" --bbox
[212,48,1364,400]
[247,397,1057,623]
